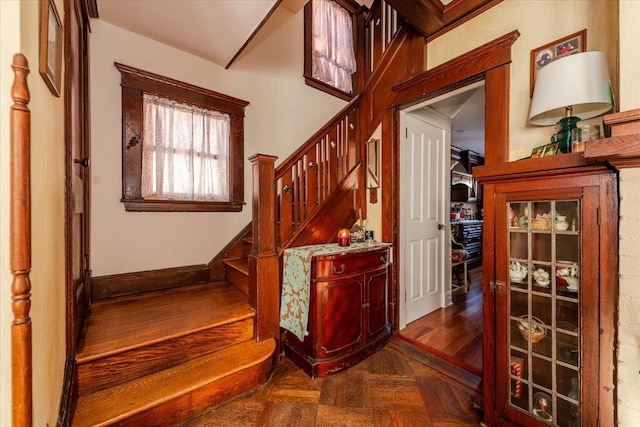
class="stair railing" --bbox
[365,0,402,80]
[275,95,362,249]
[248,2,421,345]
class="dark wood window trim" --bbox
[303,0,365,101]
[115,62,249,212]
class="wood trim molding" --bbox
[385,0,502,40]
[10,53,33,427]
[56,357,77,427]
[392,29,520,105]
[92,264,211,300]
[583,109,640,169]
[225,0,283,69]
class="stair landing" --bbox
[77,281,254,362]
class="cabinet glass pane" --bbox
[507,200,581,426]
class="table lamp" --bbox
[529,51,613,153]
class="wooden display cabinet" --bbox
[475,154,617,427]
[284,245,391,378]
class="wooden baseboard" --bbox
[56,357,76,427]
[92,264,211,300]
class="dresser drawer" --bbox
[313,247,389,279]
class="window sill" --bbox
[123,199,244,212]
[304,76,355,101]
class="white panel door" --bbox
[401,113,448,326]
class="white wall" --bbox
[0,1,67,425]
[90,6,345,276]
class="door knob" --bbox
[74,157,90,168]
[438,223,445,230]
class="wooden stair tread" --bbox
[222,257,249,275]
[73,338,276,427]
[77,281,253,363]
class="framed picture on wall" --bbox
[530,29,586,97]
[39,0,63,97]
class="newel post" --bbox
[10,53,33,427]
[248,154,279,344]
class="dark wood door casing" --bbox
[65,0,91,356]
[382,30,520,332]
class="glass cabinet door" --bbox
[507,200,580,427]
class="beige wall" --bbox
[616,1,640,424]
[0,0,67,425]
[427,0,640,422]
[90,6,345,276]
[427,0,618,160]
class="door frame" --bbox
[64,0,92,356]
[381,30,518,415]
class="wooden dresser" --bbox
[282,243,391,378]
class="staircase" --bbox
[72,2,424,424]
[72,286,273,426]
[73,238,270,426]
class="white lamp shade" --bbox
[529,51,613,125]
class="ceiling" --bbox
[96,0,484,152]
[412,84,486,156]
[96,0,282,67]
[95,0,459,68]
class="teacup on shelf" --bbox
[510,262,527,282]
[565,277,579,291]
[535,277,550,288]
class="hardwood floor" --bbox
[399,266,483,374]
[184,337,483,426]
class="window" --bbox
[116,63,249,212]
[304,0,362,100]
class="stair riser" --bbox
[101,356,272,426]
[225,265,249,295]
[77,317,254,397]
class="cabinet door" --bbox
[316,276,364,358]
[494,183,601,427]
[365,267,388,337]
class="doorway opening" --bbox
[397,81,486,375]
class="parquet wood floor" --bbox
[184,337,483,426]
[399,267,483,374]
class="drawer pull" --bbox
[331,264,346,275]
[361,302,370,309]
[380,256,387,265]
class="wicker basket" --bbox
[531,218,551,230]
[517,315,547,344]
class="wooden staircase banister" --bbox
[249,3,425,352]
[275,95,362,180]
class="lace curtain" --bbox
[312,0,357,93]
[141,94,230,201]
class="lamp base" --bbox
[551,116,580,153]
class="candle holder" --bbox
[337,229,350,247]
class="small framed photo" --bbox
[530,29,586,97]
[39,0,63,97]
[542,142,559,157]
[530,142,559,159]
